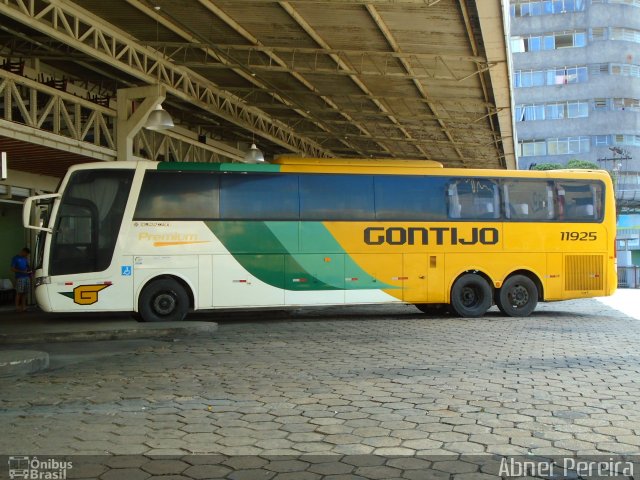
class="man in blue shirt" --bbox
[11,247,31,312]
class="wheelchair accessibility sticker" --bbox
[121,265,132,276]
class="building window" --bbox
[613,134,640,146]
[514,66,588,88]
[547,66,587,84]
[594,135,610,146]
[510,0,586,17]
[613,98,640,110]
[593,99,608,110]
[555,31,584,48]
[567,101,589,117]
[545,103,564,120]
[510,30,586,52]
[547,137,590,155]
[611,63,640,77]
[519,140,547,156]
[516,98,638,122]
[516,101,589,121]
[516,104,546,121]
[611,28,640,43]
[606,0,640,7]
[588,63,609,75]
[546,101,589,119]
[513,70,545,87]
[511,36,525,52]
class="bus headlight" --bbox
[34,276,51,287]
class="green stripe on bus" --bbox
[205,221,394,290]
[158,162,281,173]
[266,222,394,289]
[206,221,337,290]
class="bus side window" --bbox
[473,197,499,219]
[447,185,461,218]
[504,180,554,221]
[448,179,499,220]
[300,174,374,221]
[558,181,602,221]
[374,175,448,221]
[510,203,529,218]
[556,187,565,219]
[135,172,220,220]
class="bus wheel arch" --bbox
[137,275,194,322]
[496,271,541,317]
[449,271,493,318]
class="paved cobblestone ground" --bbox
[1,299,640,478]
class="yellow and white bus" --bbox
[23,157,616,321]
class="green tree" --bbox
[566,159,600,169]
[531,162,562,170]
[531,159,600,170]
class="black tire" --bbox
[497,275,538,317]
[130,312,143,322]
[139,278,189,322]
[450,273,492,318]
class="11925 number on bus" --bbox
[561,231,597,241]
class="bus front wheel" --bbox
[497,275,538,317]
[450,273,492,318]
[139,278,189,322]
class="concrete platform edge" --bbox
[0,350,49,376]
[0,322,218,345]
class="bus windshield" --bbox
[49,169,133,275]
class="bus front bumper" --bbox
[34,277,53,312]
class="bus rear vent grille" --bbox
[565,255,604,291]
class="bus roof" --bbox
[271,157,444,168]
[66,160,612,182]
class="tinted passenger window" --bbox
[375,176,448,220]
[134,172,219,220]
[220,174,299,220]
[300,175,374,220]
[503,180,555,220]
[558,181,603,221]
[448,178,500,219]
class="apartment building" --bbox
[509,0,640,171]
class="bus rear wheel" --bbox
[139,278,189,322]
[497,275,538,317]
[450,273,492,318]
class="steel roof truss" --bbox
[0,0,332,157]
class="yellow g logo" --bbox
[73,284,110,305]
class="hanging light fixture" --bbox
[243,142,265,163]
[145,103,174,130]
[145,6,174,131]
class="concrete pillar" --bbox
[116,85,165,161]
